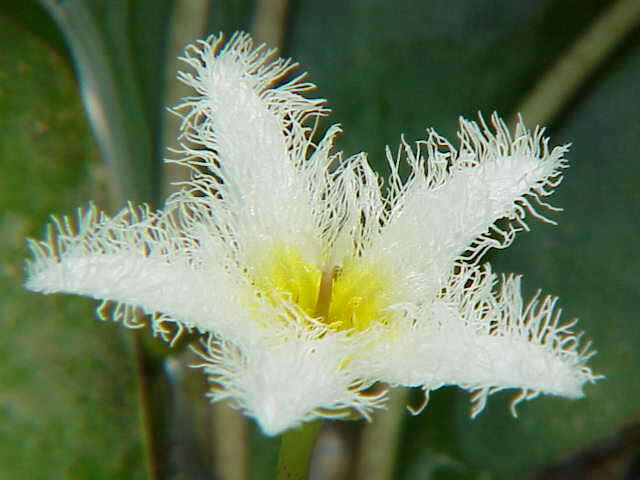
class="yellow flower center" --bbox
[251,245,393,332]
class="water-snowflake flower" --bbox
[25,32,599,436]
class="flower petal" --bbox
[330,153,386,262]
[356,264,598,417]
[198,325,387,436]
[24,203,258,343]
[372,114,569,301]
[173,32,333,265]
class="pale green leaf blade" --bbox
[0,18,147,480]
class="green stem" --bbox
[513,0,640,126]
[276,421,322,480]
[355,387,408,480]
[251,0,290,48]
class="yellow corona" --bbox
[252,245,394,333]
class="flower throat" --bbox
[252,245,392,332]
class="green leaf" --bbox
[0,18,146,479]
[38,0,174,205]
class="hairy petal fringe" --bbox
[195,326,387,436]
[355,263,599,416]
[373,113,569,305]
[170,32,338,265]
[24,203,259,344]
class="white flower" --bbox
[25,32,599,436]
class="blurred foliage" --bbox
[1,0,638,479]
[0,13,146,480]
[37,0,174,205]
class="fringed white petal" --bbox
[329,153,386,263]
[172,32,333,265]
[357,264,598,417]
[196,324,387,436]
[24,203,260,344]
[373,113,569,302]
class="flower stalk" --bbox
[277,421,322,480]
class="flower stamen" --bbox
[314,268,335,322]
